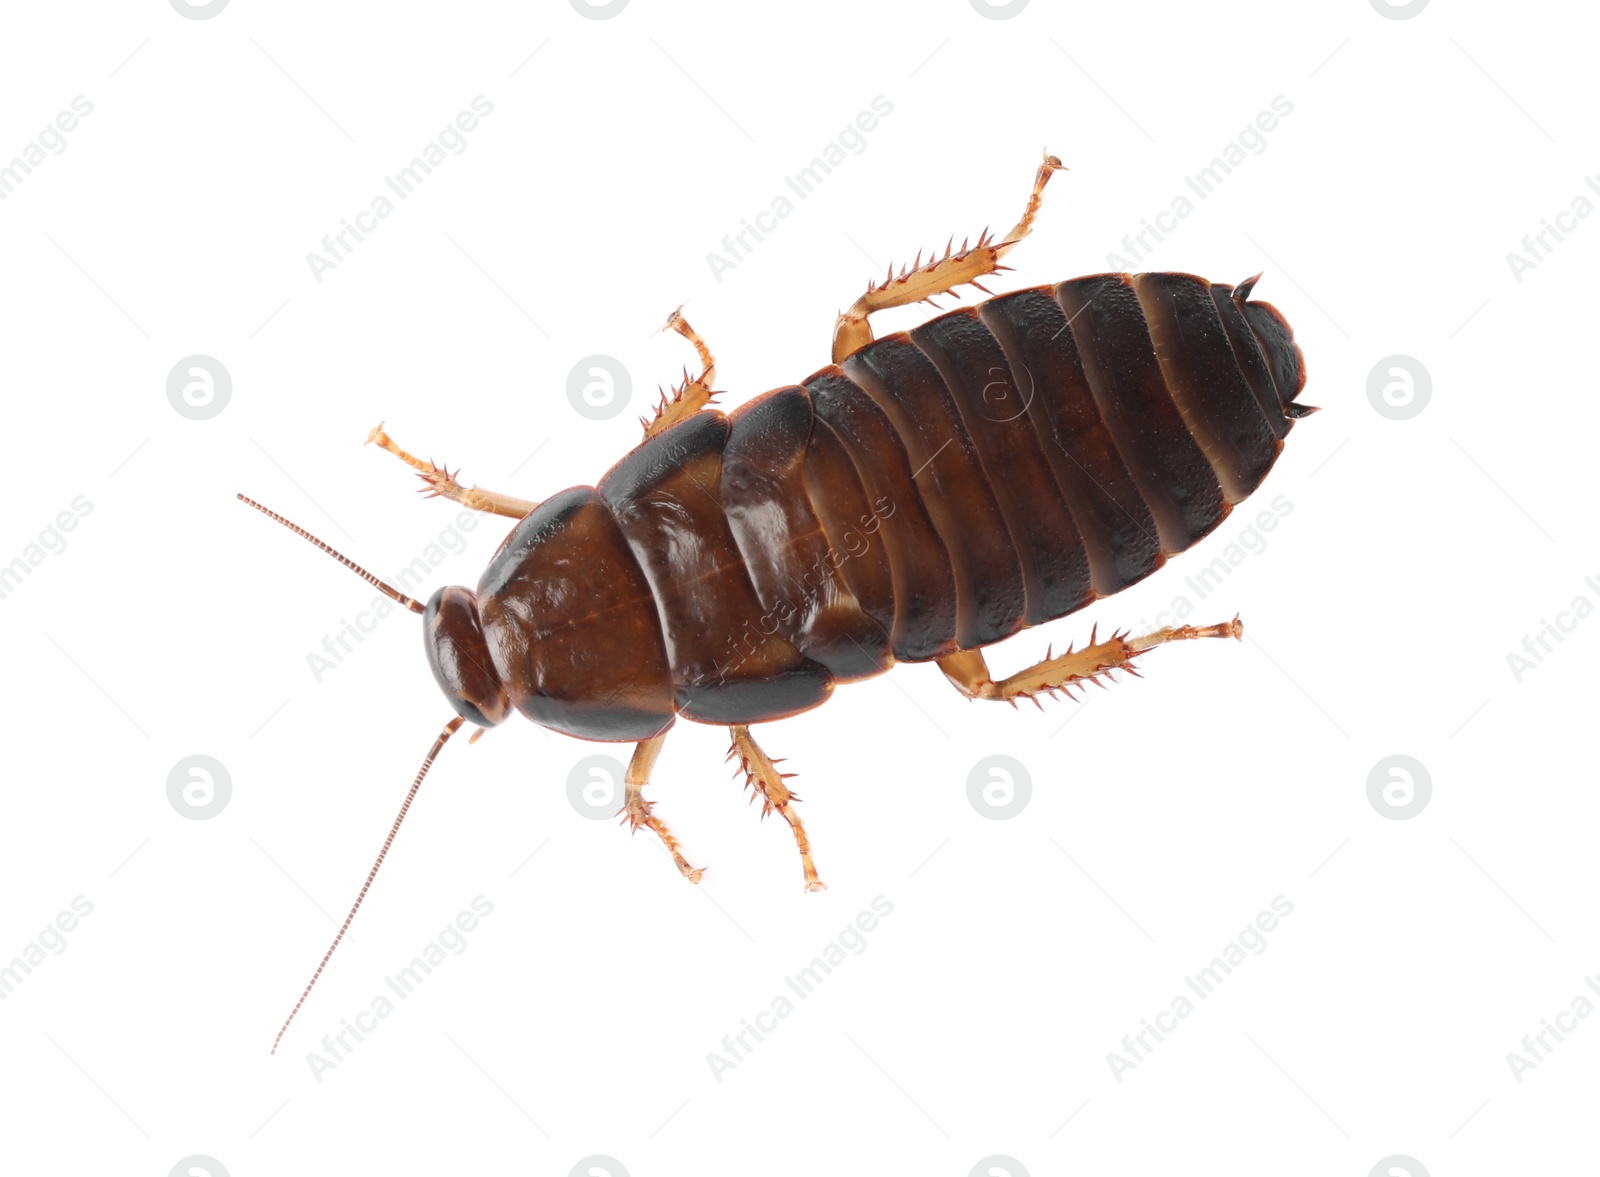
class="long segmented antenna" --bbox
[271,715,466,1055]
[236,493,426,615]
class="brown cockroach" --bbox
[244,153,1311,1051]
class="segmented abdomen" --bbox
[479,271,1307,736]
[723,271,1307,674]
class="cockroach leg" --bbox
[936,649,992,697]
[667,306,717,386]
[621,732,704,883]
[832,150,1066,363]
[728,724,826,893]
[365,422,539,519]
[936,615,1243,704]
[642,307,720,439]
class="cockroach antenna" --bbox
[237,493,467,1053]
[270,714,466,1054]
[236,493,426,615]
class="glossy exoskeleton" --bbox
[244,156,1310,1052]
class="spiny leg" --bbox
[832,150,1065,363]
[728,724,825,893]
[937,616,1243,704]
[622,731,704,883]
[365,422,538,519]
[642,307,719,439]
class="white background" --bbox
[1,1,1595,1174]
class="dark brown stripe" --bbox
[1055,275,1227,552]
[1240,297,1307,411]
[797,411,898,652]
[1208,283,1292,440]
[722,386,892,681]
[1132,272,1281,505]
[843,335,1027,648]
[804,366,959,660]
[977,287,1165,596]
[909,307,1094,624]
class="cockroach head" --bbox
[423,585,511,728]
